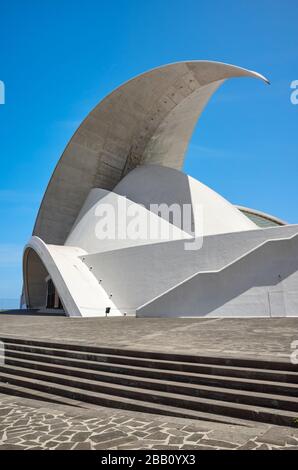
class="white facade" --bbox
[22,61,298,317]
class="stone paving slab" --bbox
[0,394,298,450]
[0,315,297,362]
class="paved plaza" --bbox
[0,315,297,361]
[0,394,298,450]
[0,315,297,450]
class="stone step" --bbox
[0,381,85,407]
[4,353,298,397]
[0,335,295,371]
[0,378,253,426]
[0,310,66,317]
[1,336,297,426]
[1,359,297,412]
[0,367,297,427]
[3,342,298,384]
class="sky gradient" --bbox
[0,0,297,306]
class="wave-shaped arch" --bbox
[33,61,268,245]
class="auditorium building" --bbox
[22,61,298,317]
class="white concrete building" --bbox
[22,61,298,317]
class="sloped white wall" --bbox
[113,165,258,237]
[65,187,191,253]
[137,231,298,318]
[82,225,298,315]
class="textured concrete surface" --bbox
[0,394,298,450]
[0,316,297,362]
[32,61,267,245]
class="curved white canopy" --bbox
[33,61,268,244]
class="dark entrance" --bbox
[46,279,63,309]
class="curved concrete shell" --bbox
[22,60,298,318]
[33,61,268,245]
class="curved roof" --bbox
[33,61,268,244]
[237,206,286,228]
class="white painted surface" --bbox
[82,225,298,315]
[113,165,257,237]
[137,231,298,318]
[65,185,191,253]
[24,237,122,317]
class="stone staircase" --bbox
[0,336,297,427]
[0,309,66,317]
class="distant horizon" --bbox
[0,298,19,309]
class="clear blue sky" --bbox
[0,0,297,306]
